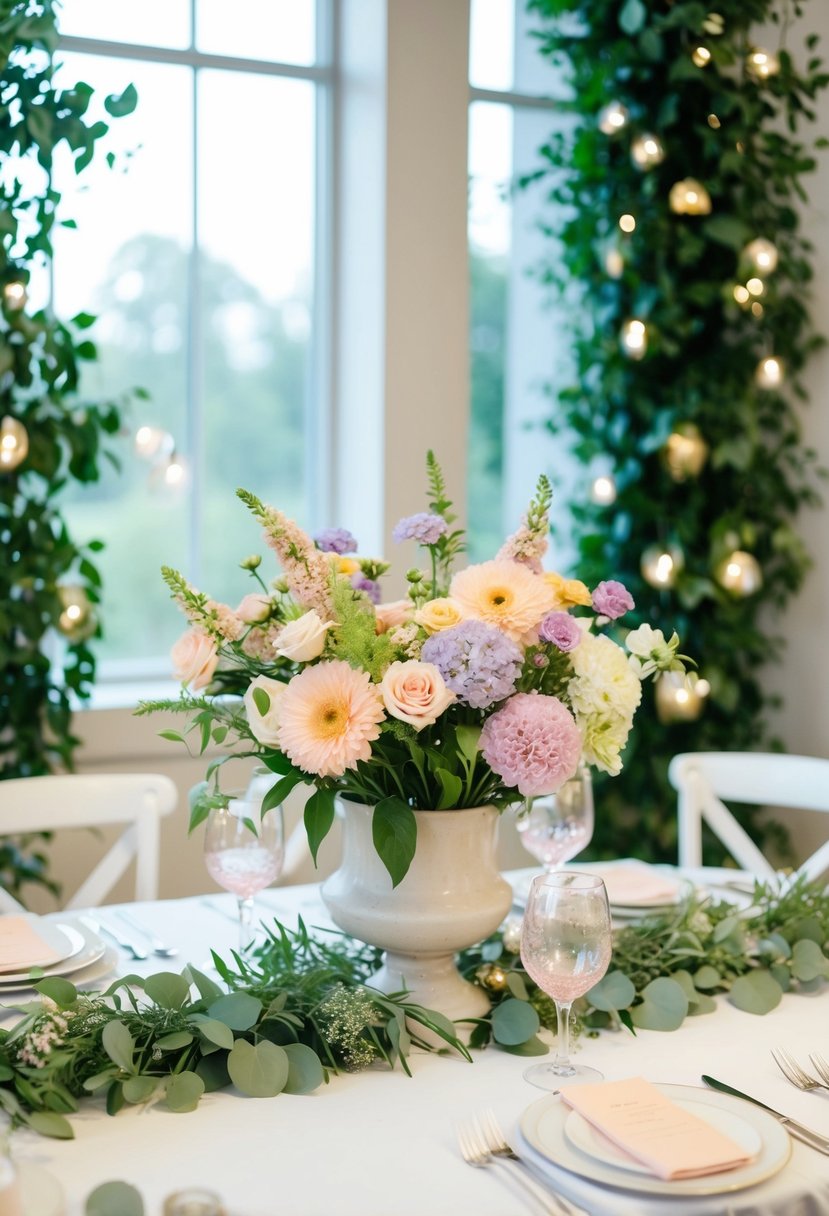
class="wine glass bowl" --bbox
[516,762,594,872]
[203,782,284,952]
[520,871,612,1089]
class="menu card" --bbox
[0,916,62,972]
[594,863,680,906]
[559,1076,754,1180]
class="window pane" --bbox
[58,1,191,48]
[197,70,315,606]
[52,55,193,665]
[196,0,316,65]
[469,0,515,92]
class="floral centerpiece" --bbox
[144,452,687,888]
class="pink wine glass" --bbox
[520,871,612,1088]
[204,784,284,953]
[516,762,594,872]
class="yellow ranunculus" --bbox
[543,572,592,610]
[333,555,360,576]
[415,597,466,634]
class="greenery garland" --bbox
[526,0,829,863]
[0,878,827,1140]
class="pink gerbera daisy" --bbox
[278,660,385,778]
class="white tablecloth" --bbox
[7,873,829,1216]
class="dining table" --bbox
[4,866,829,1216]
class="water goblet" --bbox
[203,784,284,954]
[520,871,612,1089]
[516,762,594,872]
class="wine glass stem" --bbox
[552,1000,574,1074]
[237,896,255,953]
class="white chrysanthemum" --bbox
[568,633,642,721]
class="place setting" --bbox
[0,912,115,1005]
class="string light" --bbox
[746,277,764,297]
[743,238,779,274]
[692,46,712,67]
[604,248,624,279]
[56,585,97,641]
[751,302,764,318]
[134,425,174,461]
[746,48,780,81]
[703,13,725,35]
[598,101,629,134]
[641,545,684,589]
[2,281,27,310]
[669,179,712,215]
[655,671,711,723]
[755,356,784,388]
[707,114,721,129]
[716,550,763,596]
[620,318,648,359]
[589,474,617,505]
[630,134,665,170]
[663,424,708,481]
[733,285,750,306]
[619,213,636,233]
[0,415,28,471]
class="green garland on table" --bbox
[1,880,827,1139]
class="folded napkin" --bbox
[559,1076,754,1180]
[590,862,681,907]
[0,917,62,972]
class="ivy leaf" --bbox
[227,1039,289,1097]
[729,970,783,1015]
[491,997,540,1045]
[630,977,689,1031]
[372,797,417,888]
[282,1043,326,1094]
[85,1181,144,1216]
[165,1071,205,1113]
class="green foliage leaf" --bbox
[165,1071,205,1113]
[143,973,191,1010]
[790,939,829,982]
[304,788,336,865]
[372,797,417,887]
[184,965,224,1003]
[102,1021,135,1073]
[192,1017,234,1050]
[25,1111,74,1139]
[282,1043,326,1094]
[104,83,138,117]
[122,1076,158,1105]
[630,977,689,1031]
[619,0,646,35]
[227,1039,289,1097]
[586,970,636,1012]
[435,768,463,809]
[252,687,270,716]
[729,970,783,1015]
[491,997,540,1045]
[85,1181,144,1216]
[196,1052,231,1093]
[693,964,722,990]
[455,725,481,763]
[155,1031,194,1051]
[208,992,262,1031]
[33,977,78,1006]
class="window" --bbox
[467,0,569,560]
[54,2,328,674]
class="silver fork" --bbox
[479,1109,587,1215]
[809,1053,829,1086]
[771,1048,829,1093]
[117,910,178,959]
[456,1118,566,1215]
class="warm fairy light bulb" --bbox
[746,277,764,296]
[743,238,779,274]
[692,46,712,67]
[619,213,636,233]
[707,113,721,129]
[733,285,750,305]
[57,584,96,641]
[669,179,712,216]
[3,281,26,310]
[134,425,174,461]
[703,13,725,35]
[747,48,780,81]
[604,248,624,279]
[655,671,710,723]
[716,550,763,596]
[598,101,629,134]
[641,545,683,589]
[756,356,784,388]
[751,302,764,318]
[664,424,708,481]
[164,456,186,487]
[0,415,28,470]
[589,474,617,505]
[630,134,665,170]
[620,318,647,359]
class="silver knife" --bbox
[702,1075,829,1155]
[94,917,149,961]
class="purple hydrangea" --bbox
[315,527,358,555]
[538,611,583,652]
[392,512,449,546]
[592,579,634,620]
[421,619,523,709]
[351,573,381,604]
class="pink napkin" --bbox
[0,916,62,972]
[560,1077,754,1180]
[590,862,681,906]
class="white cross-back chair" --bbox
[0,773,178,911]
[668,751,829,881]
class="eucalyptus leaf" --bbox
[208,992,262,1031]
[500,1035,549,1056]
[729,970,783,1015]
[143,973,191,1010]
[693,964,721,990]
[165,1071,205,1113]
[25,1110,74,1139]
[155,1031,194,1051]
[85,1180,144,1216]
[122,1075,158,1105]
[227,1039,289,1098]
[282,1043,326,1094]
[102,1021,135,1073]
[184,965,223,1003]
[790,938,829,982]
[192,1017,235,1050]
[586,970,635,1012]
[630,977,689,1031]
[33,977,77,1006]
[196,1052,231,1093]
[505,972,530,1001]
[491,998,540,1045]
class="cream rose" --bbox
[170,629,218,690]
[414,597,465,634]
[274,611,333,662]
[235,593,272,624]
[244,675,286,747]
[375,599,412,635]
[379,660,455,731]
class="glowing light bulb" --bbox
[134,425,174,461]
[669,179,712,216]
[692,46,712,67]
[631,134,665,170]
[664,424,708,481]
[716,550,763,596]
[589,475,617,505]
[751,302,764,318]
[598,101,629,134]
[57,585,96,641]
[707,114,721,129]
[604,248,624,279]
[746,277,764,296]
[747,48,780,81]
[619,213,636,233]
[756,356,784,388]
[0,415,28,470]
[743,238,779,274]
[3,281,26,310]
[733,285,750,305]
[621,318,648,359]
[655,671,710,723]
[641,545,683,589]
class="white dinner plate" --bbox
[18,1161,65,1216]
[0,919,106,987]
[512,863,689,912]
[518,1083,791,1197]
[0,915,76,973]
[0,946,118,1001]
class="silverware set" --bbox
[771,1047,829,1094]
[93,912,178,960]
[456,1108,585,1215]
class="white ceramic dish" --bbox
[0,919,105,986]
[0,945,117,999]
[0,915,76,973]
[519,1083,791,1197]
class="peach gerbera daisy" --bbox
[449,559,555,641]
[278,660,385,778]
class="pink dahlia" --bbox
[278,660,385,778]
[480,692,581,797]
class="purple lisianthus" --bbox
[351,573,381,604]
[538,611,583,652]
[592,579,635,620]
[421,619,522,709]
[315,527,358,555]
[392,512,448,546]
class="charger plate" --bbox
[0,919,105,986]
[518,1084,791,1197]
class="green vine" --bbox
[1,878,827,1138]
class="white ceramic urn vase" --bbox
[321,800,512,1024]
